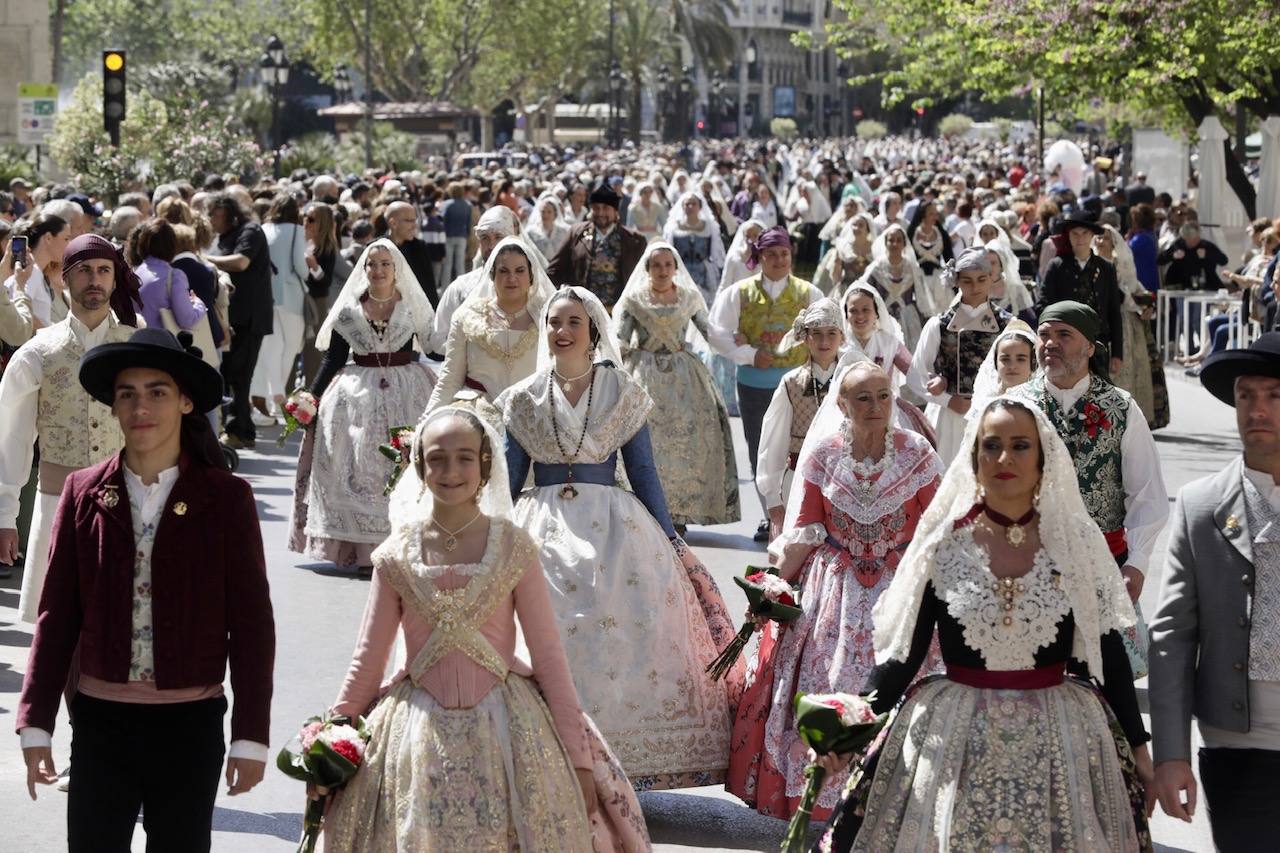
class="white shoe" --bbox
[57,768,70,792]
[251,411,277,427]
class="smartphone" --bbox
[10,235,26,267]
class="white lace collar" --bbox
[932,525,1071,670]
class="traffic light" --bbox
[103,49,126,146]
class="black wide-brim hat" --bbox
[1200,332,1280,406]
[80,327,224,414]
[1053,208,1104,236]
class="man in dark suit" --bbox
[1125,171,1157,207]
[1036,209,1125,378]
[18,328,274,852]
[547,183,647,310]
[1150,334,1280,850]
[207,192,272,448]
[384,200,440,307]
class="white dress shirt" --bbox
[756,361,837,510]
[0,313,111,528]
[1043,373,1169,574]
[707,274,822,366]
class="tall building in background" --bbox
[730,1,846,136]
[0,3,53,145]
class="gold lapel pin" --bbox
[102,485,119,508]
[1225,515,1240,535]
[173,501,188,516]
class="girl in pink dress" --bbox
[726,361,943,820]
[319,402,648,852]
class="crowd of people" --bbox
[1,131,1278,852]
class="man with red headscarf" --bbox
[0,233,141,604]
[709,226,822,541]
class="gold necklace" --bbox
[431,509,483,552]
[553,363,594,393]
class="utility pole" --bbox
[364,0,373,169]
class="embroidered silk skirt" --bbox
[815,676,1149,852]
[323,676,649,852]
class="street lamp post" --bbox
[679,66,693,141]
[656,64,671,142]
[259,35,291,180]
[742,40,758,136]
[609,61,623,148]
[711,74,725,139]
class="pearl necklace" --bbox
[845,425,897,501]
[553,363,594,393]
[367,289,396,304]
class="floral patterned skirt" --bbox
[322,676,650,852]
[814,675,1151,853]
[290,362,435,565]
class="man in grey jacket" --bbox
[1149,332,1280,850]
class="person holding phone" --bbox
[3,214,72,329]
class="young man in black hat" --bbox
[17,328,275,852]
[1036,209,1125,379]
[1150,332,1280,850]
[547,182,647,310]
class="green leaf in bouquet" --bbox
[378,443,403,462]
[734,564,803,621]
[793,692,888,756]
[305,739,361,788]
[276,742,314,782]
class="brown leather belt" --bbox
[353,352,415,367]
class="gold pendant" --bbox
[1006,524,1026,547]
[560,484,579,500]
[563,380,574,392]
[102,486,119,508]
[444,535,458,552]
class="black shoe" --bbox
[0,564,12,580]
[753,520,770,543]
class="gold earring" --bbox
[1033,483,1042,508]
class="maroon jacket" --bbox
[17,452,275,745]
[546,221,648,308]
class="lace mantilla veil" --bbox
[314,238,436,352]
[871,395,1136,683]
[387,401,515,541]
[612,240,710,348]
[967,321,1037,420]
[535,285,623,371]
[771,359,944,557]
[463,235,557,319]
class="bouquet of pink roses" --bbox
[705,565,802,681]
[276,390,318,447]
[780,692,887,852]
[277,713,370,853]
[377,425,416,495]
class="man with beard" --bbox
[1012,301,1168,671]
[0,233,141,611]
[547,182,646,311]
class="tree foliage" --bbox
[938,113,974,138]
[828,0,1280,213]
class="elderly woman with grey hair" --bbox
[108,206,142,246]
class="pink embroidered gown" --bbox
[321,517,649,852]
[726,428,942,819]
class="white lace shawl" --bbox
[496,365,653,465]
[871,395,1136,682]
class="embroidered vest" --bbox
[738,275,811,371]
[1241,476,1280,681]
[782,364,828,458]
[1021,374,1129,532]
[933,301,1011,396]
[29,319,129,468]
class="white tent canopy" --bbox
[1258,116,1280,220]
[1196,116,1249,263]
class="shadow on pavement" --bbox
[211,807,302,842]
[639,791,786,850]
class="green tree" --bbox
[668,0,737,72]
[827,0,1280,216]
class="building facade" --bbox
[729,1,847,136]
[0,3,53,146]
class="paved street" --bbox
[0,373,1225,852]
